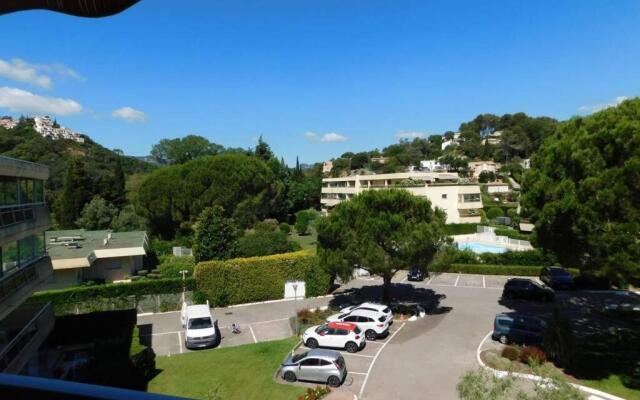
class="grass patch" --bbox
[130,326,145,356]
[148,337,304,400]
[290,226,317,250]
[582,375,640,400]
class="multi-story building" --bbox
[321,171,483,224]
[468,160,501,179]
[33,116,85,143]
[0,156,54,374]
[0,117,17,130]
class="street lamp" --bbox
[292,282,299,335]
[179,270,189,304]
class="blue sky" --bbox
[0,1,639,164]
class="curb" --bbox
[476,331,626,400]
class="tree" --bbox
[479,171,496,183]
[317,189,447,302]
[521,98,640,285]
[254,135,273,161]
[150,135,223,165]
[236,230,300,257]
[111,205,146,232]
[56,158,92,228]
[76,196,118,230]
[112,156,126,207]
[295,209,316,235]
[193,206,238,262]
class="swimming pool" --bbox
[458,242,508,254]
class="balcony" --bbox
[0,302,55,374]
[0,257,53,320]
[0,204,51,244]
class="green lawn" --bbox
[147,337,304,400]
[582,375,640,400]
[290,226,317,250]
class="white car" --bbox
[326,309,390,341]
[338,302,393,324]
[181,302,217,349]
[302,322,366,353]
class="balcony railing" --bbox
[0,302,54,372]
[0,203,45,229]
[0,260,39,303]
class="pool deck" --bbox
[452,233,534,252]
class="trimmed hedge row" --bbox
[450,248,556,266]
[442,223,478,236]
[433,263,580,276]
[195,249,331,306]
[29,277,196,305]
[493,227,532,241]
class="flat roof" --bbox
[323,171,459,181]
[0,156,50,180]
[46,229,147,261]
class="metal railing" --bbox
[0,260,39,302]
[0,203,46,229]
[475,225,532,249]
[0,302,54,371]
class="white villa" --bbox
[321,171,483,224]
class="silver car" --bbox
[280,349,347,387]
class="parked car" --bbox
[492,313,547,345]
[181,301,217,349]
[540,266,574,289]
[603,291,640,312]
[502,278,554,302]
[281,349,347,387]
[326,309,390,340]
[337,302,393,324]
[303,322,365,353]
[407,266,426,281]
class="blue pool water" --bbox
[458,242,508,254]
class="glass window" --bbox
[34,180,44,203]
[19,179,34,204]
[2,241,19,274]
[300,358,319,366]
[460,193,481,203]
[442,194,447,199]
[319,359,332,366]
[0,176,18,206]
[19,236,36,265]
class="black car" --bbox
[492,313,547,345]
[407,267,426,281]
[502,278,554,302]
[540,266,574,289]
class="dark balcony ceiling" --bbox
[0,0,140,18]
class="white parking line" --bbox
[483,275,486,288]
[341,353,375,358]
[426,275,434,285]
[454,274,460,287]
[249,326,258,343]
[349,371,369,376]
[251,317,290,325]
[139,330,181,337]
[401,277,408,283]
[177,331,183,354]
[359,322,406,398]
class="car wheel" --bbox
[283,371,297,382]
[365,330,377,341]
[499,335,509,345]
[305,338,318,349]
[345,342,358,353]
[327,375,341,387]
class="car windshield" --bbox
[550,268,569,276]
[382,307,391,314]
[315,324,328,333]
[334,356,345,369]
[291,352,308,363]
[378,316,386,322]
[188,317,213,329]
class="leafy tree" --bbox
[486,207,505,220]
[350,152,370,170]
[111,205,146,232]
[522,98,640,285]
[56,158,92,228]
[278,222,291,235]
[330,158,351,177]
[76,196,118,230]
[479,171,496,183]
[254,135,273,161]
[193,206,238,262]
[150,135,223,165]
[295,209,317,235]
[112,156,126,207]
[317,189,447,302]
[236,230,300,257]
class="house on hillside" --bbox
[420,159,447,172]
[482,130,502,145]
[322,160,333,174]
[441,132,461,150]
[44,229,148,289]
[486,182,510,194]
[371,156,390,164]
[468,161,501,179]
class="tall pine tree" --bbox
[113,156,126,208]
[56,158,91,228]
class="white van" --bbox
[181,301,217,349]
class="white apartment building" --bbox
[33,116,84,143]
[321,171,483,224]
[0,117,17,130]
[468,160,501,179]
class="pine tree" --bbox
[113,156,126,208]
[56,158,91,228]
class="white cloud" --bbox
[0,58,52,89]
[395,131,429,140]
[112,106,147,123]
[0,86,82,115]
[304,131,348,143]
[0,58,85,90]
[578,96,628,114]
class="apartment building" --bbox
[321,171,483,223]
[0,156,54,374]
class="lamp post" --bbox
[292,282,299,335]
[179,270,189,304]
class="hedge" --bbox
[432,263,580,276]
[449,248,556,266]
[195,249,331,306]
[29,277,196,305]
[157,255,196,278]
[493,227,532,241]
[443,223,478,236]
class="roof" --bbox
[519,222,535,232]
[46,229,148,270]
[307,348,342,359]
[185,304,212,319]
[349,309,382,318]
[328,322,358,331]
[0,156,50,180]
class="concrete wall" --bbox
[44,269,81,290]
[83,255,143,282]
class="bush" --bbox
[622,367,640,389]
[434,264,546,276]
[519,346,547,366]
[493,227,531,241]
[297,308,334,326]
[236,230,301,258]
[29,278,196,306]
[295,209,317,235]
[442,223,478,236]
[573,274,611,290]
[297,386,331,400]
[157,255,196,278]
[254,219,279,231]
[486,207,505,220]
[484,352,512,371]
[501,346,520,361]
[476,249,556,266]
[195,250,331,306]
[278,222,291,235]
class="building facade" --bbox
[321,171,483,224]
[0,156,54,374]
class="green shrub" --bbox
[443,224,478,235]
[236,230,301,258]
[434,263,544,276]
[501,346,520,361]
[484,352,512,371]
[195,250,331,306]
[295,209,318,235]
[486,207,505,220]
[254,219,278,231]
[29,278,196,306]
[278,223,291,235]
[477,250,556,266]
[493,227,531,241]
[157,255,196,278]
[519,346,547,366]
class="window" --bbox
[1,241,19,274]
[300,358,319,366]
[336,329,349,335]
[459,193,481,203]
[319,359,332,366]
[442,194,447,199]
[34,180,44,203]
[19,179,34,203]
[0,176,18,206]
[344,316,358,323]
[19,236,36,265]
